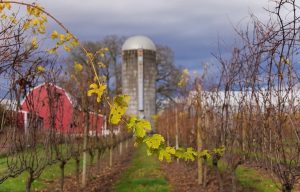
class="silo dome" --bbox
[122,35,156,51]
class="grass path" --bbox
[114,145,169,192]
[214,160,279,192]
[236,165,279,192]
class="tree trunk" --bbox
[213,159,224,192]
[97,149,101,170]
[231,170,237,192]
[89,151,94,166]
[196,111,203,185]
[75,157,80,191]
[282,183,293,192]
[88,152,95,180]
[109,132,113,167]
[60,161,66,192]
[167,115,170,146]
[119,141,123,155]
[203,163,207,188]
[125,139,128,149]
[196,86,203,185]
[25,171,33,192]
[175,107,179,163]
[109,146,113,167]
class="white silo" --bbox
[122,35,156,128]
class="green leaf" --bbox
[143,134,165,149]
[158,146,175,162]
[135,119,151,138]
[174,148,185,159]
[213,145,225,156]
[109,95,130,125]
[166,146,176,154]
[126,116,151,138]
[175,147,197,161]
[198,149,211,159]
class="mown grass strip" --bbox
[209,160,279,192]
[114,145,169,192]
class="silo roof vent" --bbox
[122,35,156,51]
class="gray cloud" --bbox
[38,0,272,69]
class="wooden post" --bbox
[82,111,89,187]
[175,107,179,163]
[119,141,123,155]
[196,84,203,185]
[109,130,113,167]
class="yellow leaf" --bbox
[0,4,5,13]
[5,3,11,10]
[70,39,79,48]
[86,52,94,60]
[36,66,45,73]
[143,134,164,149]
[51,31,59,39]
[97,62,106,68]
[41,15,47,22]
[64,45,71,52]
[74,62,83,72]
[178,68,189,87]
[87,83,107,103]
[65,33,73,41]
[1,14,7,19]
[37,25,45,34]
[59,34,65,42]
[23,21,30,30]
[31,19,39,26]
[31,37,38,49]
[109,95,130,125]
[27,4,43,17]
[70,74,76,80]
[47,46,58,54]
[89,83,98,89]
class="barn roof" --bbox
[20,82,77,107]
[20,83,104,117]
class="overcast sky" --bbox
[37,0,272,70]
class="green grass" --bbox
[0,158,80,192]
[206,159,279,192]
[114,145,169,192]
[0,147,101,192]
[236,166,279,192]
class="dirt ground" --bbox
[161,161,252,192]
[39,146,300,192]
[40,145,134,192]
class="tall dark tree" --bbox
[156,44,181,109]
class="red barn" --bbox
[19,83,106,135]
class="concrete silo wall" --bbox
[143,50,156,125]
[122,50,138,115]
[122,49,156,128]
